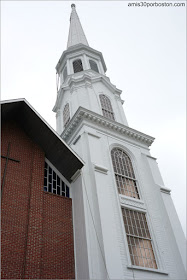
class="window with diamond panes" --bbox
[44,161,69,197]
[111,148,139,199]
[63,103,70,128]
[99,94,115,120]
[89,60,99,73]
[122,208,157,269]
[73,59,83,73]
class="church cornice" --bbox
[61,107,155,147]
[53,71,122,112]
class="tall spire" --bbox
[67,4,89,49]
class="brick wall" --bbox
[1,120,75,279]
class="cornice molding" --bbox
[53,71,122,112]
[61,107,155,147]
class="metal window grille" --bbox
[111,148,139,199]
[44,161,69,197]
[63,103,70,128]
[63,66,67,81]
[89,60,99,73]
[99,94,115,120]
[73,59,83,73]
[122,208,157,269]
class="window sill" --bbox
[127,265,168,275]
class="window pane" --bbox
[63,66,67,81]
[111,148,139,199]
[89,60,99,73]
[73,59,83,73]
[99,95,115,120]
[43,161,69,198]
[63,103,70,128]
[122,208,157,269]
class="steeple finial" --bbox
[67,4,89,49]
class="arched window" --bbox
[63,66,67,81]
[89,60,99,73]
[99,94,115,120]
[44,160,69,197]
[73,59,83,73]
[63,103,70,128]
[111,148,139,199]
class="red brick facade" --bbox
[1,121,75,279]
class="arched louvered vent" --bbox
[44,161,69,197]
[111,148,140,199]
[63,103,70,128]
[99,94,115,120]
[89,60,99,73]
[63,66,67,81]
[73,59,83,73]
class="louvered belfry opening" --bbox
[111,148,139,199]
[122,208,157,269]
[89,60,99,73]
[63,103,70,128]
[99,94,115,120]
[63,66,67,81]
[73,59,83,73]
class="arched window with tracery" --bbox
[111,148,139,199]
[63,103,70,128]
[99,94,115,120]
[89,60,99,73]
[73,59,83,73]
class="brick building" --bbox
[1,99,83,279]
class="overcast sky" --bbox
[1,1,186,235]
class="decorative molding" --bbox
[71,169,82,182]
[61,107,155,147]
[119,195,146,210]
[87,132,100,139]
[94,164,108,174]
[53,70,122,112]
[127,265,168,275]
[160,186,171,195]
[73,135,81,145]
[146,154,157,160]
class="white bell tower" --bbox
[53,4,186,280]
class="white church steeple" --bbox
[67,4,89,48]
[53,4,128,134]
[52,5,186,280]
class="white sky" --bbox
[1,1,186,235]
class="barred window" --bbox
[99,94,115,120]
[44,161,69,197]
[89,60,99,73]
[63,103,70,128]
[63,66,67,81]
[73,59,83,73]
[122,208,157,269]
[111,148,139,199]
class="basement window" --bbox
[44,161,69,197]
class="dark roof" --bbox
[1,99,84,182]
